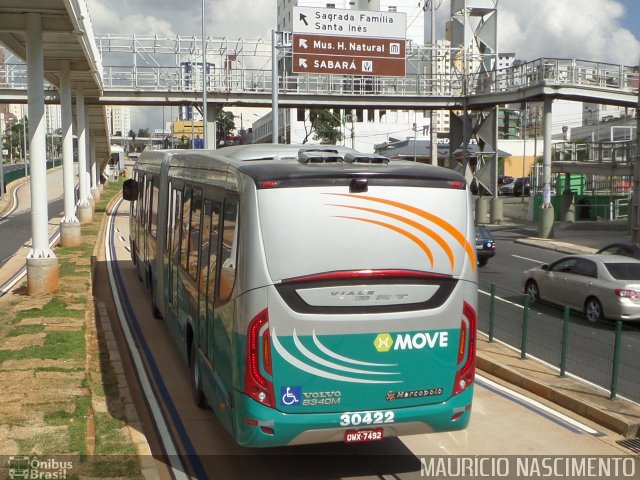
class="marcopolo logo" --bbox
[374,331,449,352]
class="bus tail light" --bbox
[453,301,477,396]
[244,308,275,408]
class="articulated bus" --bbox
[122,144,478,447]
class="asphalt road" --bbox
[479,224,640,403]
[0,178,65,270]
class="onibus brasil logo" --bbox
[8,456,73,479]
[374,331,449,352]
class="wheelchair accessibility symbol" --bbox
[280,386,301,406]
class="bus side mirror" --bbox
[123,178,138,201]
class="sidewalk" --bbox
[480,217,640,439]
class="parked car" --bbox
[475,225,496,267]
[498,175,514,187]
[596,242,640,260]
[522,254,640,322]
[513,177,531,196]
[499,180,515,196]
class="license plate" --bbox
[344,428,384,443]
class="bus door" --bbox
[197,200,221,393]
[166,185,182,320]
[178,187,202,354]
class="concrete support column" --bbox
[206,104,217,149]
[26,13,58,294]
[90,141,99,203]
[58,60,81,247]
[490,197,503,224]
[76,89,92,223]
[475,197,489,224]
[538,97,554,238]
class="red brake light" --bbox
[449,181,464,189]
[615,289,638,299]
[244,309,275,408]
[283,269,450,284]
[453,301,477,396]
[260,181,280,188]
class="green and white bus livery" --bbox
[123,144,477,447]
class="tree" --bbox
[216,109,236,146]
[137,128,150,138]
[301,109,342,144]
[128,129,136,142]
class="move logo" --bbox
[374,331,449,352]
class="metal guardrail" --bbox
[1,42,638,99]
[552,140,637,165]
[482,283,640,402]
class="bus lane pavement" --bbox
[99,199,638,480]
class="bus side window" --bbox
[188,187,202,279]
[150,177,159,239]
[168,186,181,307]
[180,186,192,271]
[218,199,238,302]
[206,201,221,360]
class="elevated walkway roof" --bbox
[0,0,108,164]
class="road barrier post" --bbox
[560,306,570,376]
[488,283,496,342]
[610,320,623,400]
[521,295,529,359]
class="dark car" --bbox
[513,177,531,196]
[475,225,496,267]
[596,242,640,260]
[498,175,514,187]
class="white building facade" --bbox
[105,106,131,138]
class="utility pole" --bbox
[272,29,279,144]
[0,113,4,199]
[351,110,356,149]
[429,0,438,165]
[201,0,208,148]
[632,80,640,241]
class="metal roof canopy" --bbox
[0,0,108,164]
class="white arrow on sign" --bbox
[299,38,308,49]
[298,58,308,69]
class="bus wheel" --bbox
[189,343,206,408]
[150,284,162,319]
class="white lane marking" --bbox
[513,254,545,263]
[105,199,189,480]
[479,288,524,309]
[477,374,600,435]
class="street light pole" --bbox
[202,0,208,148]
[272,29,279,144]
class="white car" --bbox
[522,254,640,322]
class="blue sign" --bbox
[280,386,301,406]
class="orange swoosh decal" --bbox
[329,204,455,270]
[327,194,476,272]
[335,216,434,268]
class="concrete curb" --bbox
[477,349,640,439]
[515,238,597,255]
[92,192,160,480]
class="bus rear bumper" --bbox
[234,386,473,447]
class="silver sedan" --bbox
[522,254,640,322]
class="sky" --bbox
[83,0,640,130]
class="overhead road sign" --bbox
[293,34,405,59]
[292,6,406,77]
[294,54,405,76]
[293,6,406,39]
